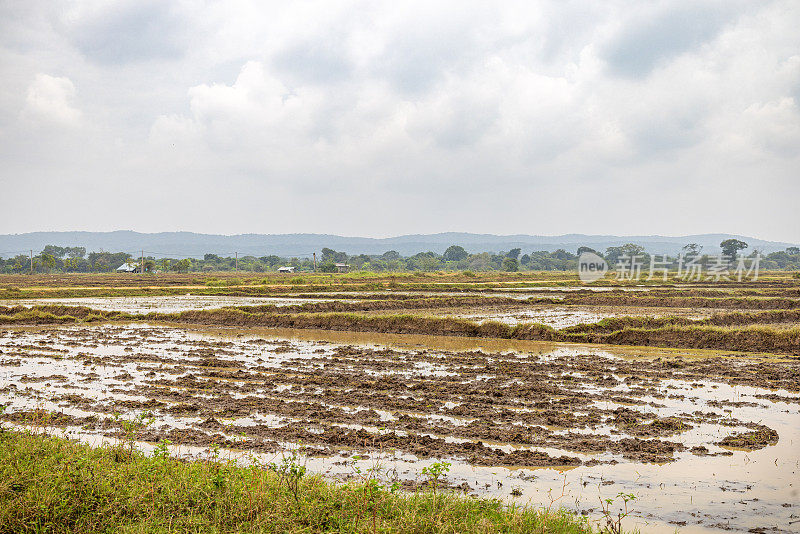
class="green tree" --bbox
[682,243,701,257]
[468,253,493,271]
[42,245,67,258]
[605,243,645,265]
[505,248,521,260]
[67,247,86,259]
[41,254,56,273]
[720,239,748,260]
[321,248,347,263]
[442,245,468,262]
[502,257,518,272]
[551,249,574,261]
[173,258,192,272]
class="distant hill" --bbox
[0,231,796,258]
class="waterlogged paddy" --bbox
[0,324,797,533]
[439,306,711,328]
[0,295,339,313]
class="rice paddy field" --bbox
[1,271,798,533]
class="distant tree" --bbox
[443,245,468,262]
[173,258,192,272]
[605,243,645,265]
[260,255,283,267]
[787,247,800,255]
[520,253,531,265]
[321,248,335,262]
[682,243,702,257]
[468,253,493,271]
[41,253,56,273]
[63,257,78,272]
[576,246,597,256]
[93,258,110,272]
[43,245,67,258]
[505,248,521,260]
[502,257,518,272]
[766,251,791,268]
[551,249,574,261]
[720,239,748,261]
[321,248,347,263]
[418,255,441,271]
[67,247,86,259]
[381,250,400,261]
[350,254,371,270]
[385,259,401,272]
[12,255,26,273]
[367,259,387,272]
[204,254,220,261]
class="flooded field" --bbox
[1,323,797,533]
[0,295,339,314]
[435,306,711,328]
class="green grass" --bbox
[0,430,594,533]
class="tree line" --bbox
[1,242,798,274]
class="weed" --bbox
[153,439,171,460]
[421,460,451,496]
[112,410,153,456]
[598,492,636,534]
[268,448,307,503]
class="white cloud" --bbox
[23,73,81,125]
[1,0,799,241]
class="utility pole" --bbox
[313,252,316,272]
[141,250,144,274]
[235,252,238,271]
[29,250,33,275]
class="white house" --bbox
[277,266,296,273]
[117,262,139,272]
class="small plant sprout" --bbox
[421,461,450,496]
[598,491,637,534]
[268,448,307,503]
[154,439,172,460]
[113,410,154,455]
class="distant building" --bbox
[277,266,296,273]
[335,263,349,273]
[117,262,139,273]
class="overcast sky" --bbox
[1,1,798,241]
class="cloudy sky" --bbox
[1,1,798,241]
